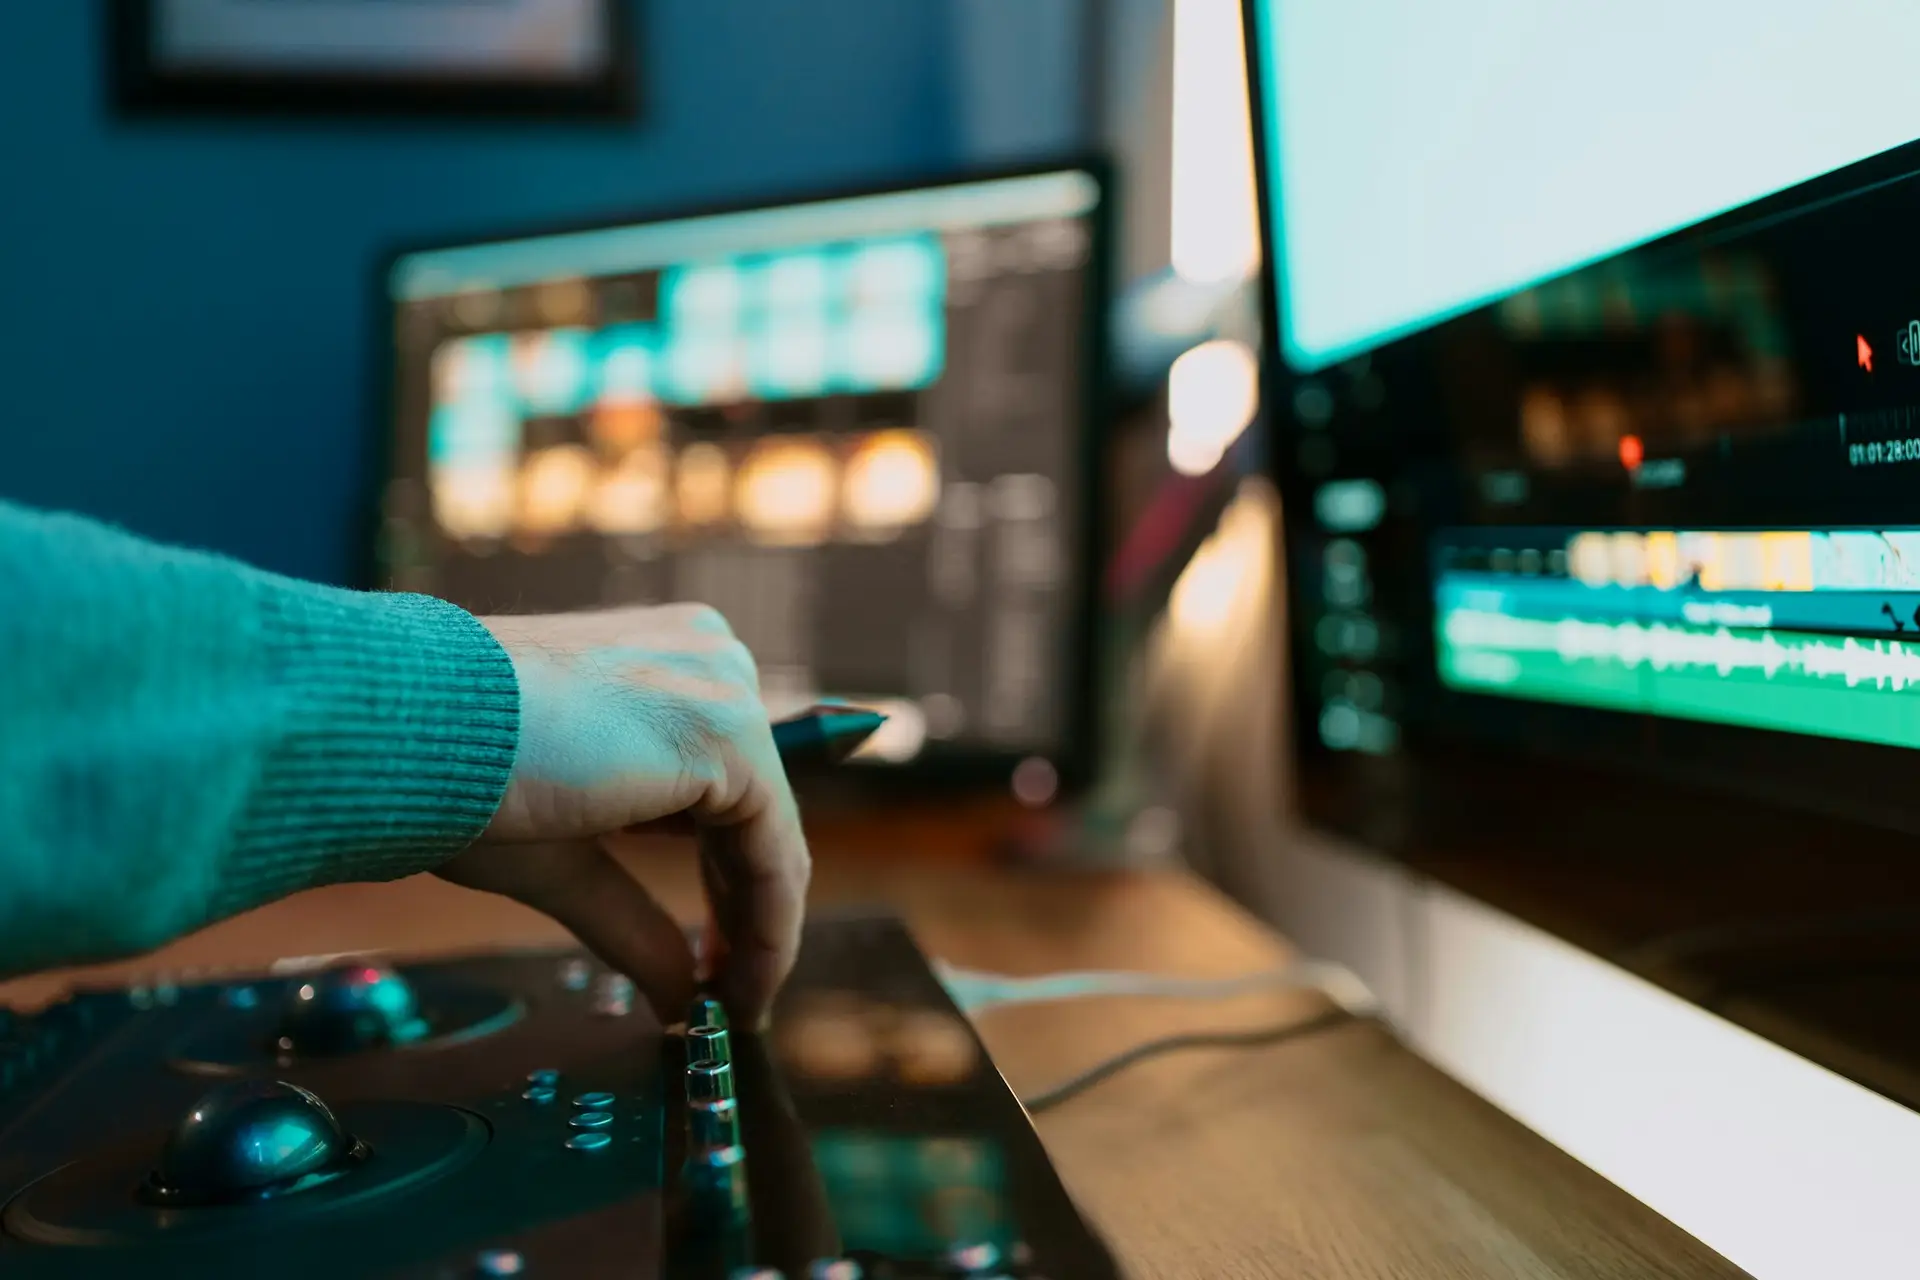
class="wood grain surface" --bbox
[0,833,1749,1279]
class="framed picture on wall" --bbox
[109,0,637,118]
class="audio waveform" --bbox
[1440,609,1920,690]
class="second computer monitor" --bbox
[379,165,1108,784]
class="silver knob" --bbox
[689,1095,740,1149]
[686,1057,735,1103]
[687,1023,731,1065]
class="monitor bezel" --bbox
[364,157,1116,794]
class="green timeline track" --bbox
[1437,606,1920,751]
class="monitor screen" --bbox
[379,167,1106,779]
[1245,0,1920,373]
[1243,0,1920,842]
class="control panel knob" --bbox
[689,1095,740,1149]
[687,1022,731,1065]
[276,964,427,1057]
[686,1057,736,1103]
[145,1080,366,1205]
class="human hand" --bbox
[434,605,807,1028]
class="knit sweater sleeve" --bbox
[0,501,520,977]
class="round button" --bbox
[569,1110,614,1130]
[566,1132,612,1152]
[572,1091,615,1109]
[527,1068,559,1087]
[522,1085,557,1105]
[808,1260,863,1280]
[475,1247,526,1277]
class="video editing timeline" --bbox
[1294,242,1819,762]
[384,171,1100,767]
[1437,528,1920,751]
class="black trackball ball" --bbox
[145,1080,365,1205]
[276,965,427,1057]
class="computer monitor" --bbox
[376,164,1109,786]
[1241,14,1920,1262]
[1241,0,1920,837]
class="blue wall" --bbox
[0,3,959,583]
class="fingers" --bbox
[499,841,697,1023]
[693,723,810,1030]
[479,600,805,1024]
[628,795,808,1027]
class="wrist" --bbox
[215,589,520,912]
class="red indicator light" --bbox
[1619,435,1644,470]
[1859,334,1874,372]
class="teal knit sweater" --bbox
[0,501,521,977]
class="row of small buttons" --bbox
[565,1084,617,1151]
[517,1070,626,1151]
[455,1042,624,1274]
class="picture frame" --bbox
[108,0,637,120]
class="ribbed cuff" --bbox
[213,589,519,915]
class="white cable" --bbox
[931,957,1381,1019]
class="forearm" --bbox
[0,503,519,976]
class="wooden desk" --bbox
[0,844,1746,1279]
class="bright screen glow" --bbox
[1248,1,1920,372]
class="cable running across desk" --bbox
[1021,1008,1360,1113]
[930,958,1382,1113]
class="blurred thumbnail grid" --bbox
[427,234,947,551]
